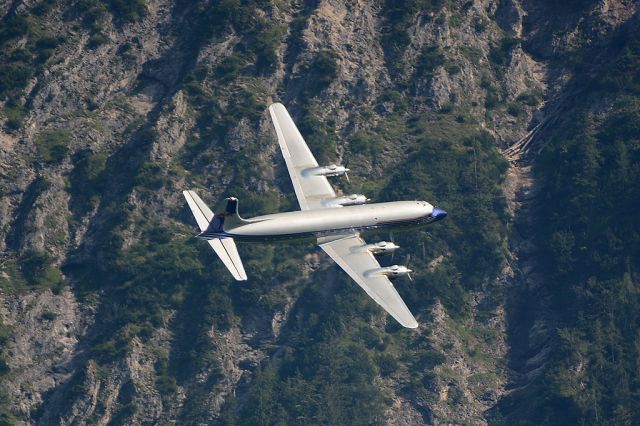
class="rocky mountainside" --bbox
[0,0,638,424]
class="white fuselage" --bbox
[204,201,438,242]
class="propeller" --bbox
[406,254,413,282]
[343,157,351,183]
[389,232,395,261]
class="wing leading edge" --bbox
[268,103,335,210]
[269,103,417,327]
[319,234,419,328]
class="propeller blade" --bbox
[408,273,414,282]
[345,171,351,183]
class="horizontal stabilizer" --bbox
[183,190,213,231]
[183,190,248,281]
[208,238,247,281]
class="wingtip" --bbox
[399,317,419,328]
[268,102,287,115]
[183,189,198,199]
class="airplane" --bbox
[183,103,447,328]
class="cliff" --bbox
[0,0,638,424]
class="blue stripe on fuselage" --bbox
[197,211,445,242]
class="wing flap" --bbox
[269,103,335,210]
[208,238,248,281]
[319,235,418,328]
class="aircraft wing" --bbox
[319,234,419,328]
[269,103,336,210]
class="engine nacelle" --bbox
[322,194,370,208]
[303,164,349,178]
[367,265,412,279]
[364,241,400,255]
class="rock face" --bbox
[0,288,94,420]
[0,0,636,424]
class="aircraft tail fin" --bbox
[212,196,249,230]
[183,190,248,281]
[183,191,248,232]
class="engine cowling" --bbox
[367,265,412,279]
[364,241,400,255]
[303,164,349,177]
[322,194,369,208]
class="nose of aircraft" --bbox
[432,208,448,220]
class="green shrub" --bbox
[377,353,398,376]
[34,35,60,50]
[350,130,385,157]
[298,50,338,97]
[33,0,57,16]
[415,46,445,78]
[87,32,108,49]
[76,0,108,29]
[108,403,135,425]
[135,161,164,190]
[421,371,437,390]
[447,64,461,75]
[35,129,70,163]
[484,90,500,109]
[380,0,445,76]
[0,15,31,45]
[40,310,57,321]
[10,48,31,63]
[253,23,287,72]
[0,62,32,100]
[0,321,12,347]
[92,335,132,364]
[507,102,524,117]
[215,52,249,82]
[380,89,408,111]
[489,37,520,67]
[517,91,542,106]
[312,51,338,88]
[69,151,107,210]
[418,349,446,369]
[104,0,147,22]
[19,251,65,290]
[34,35,62,63]
[3,104,27,129]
